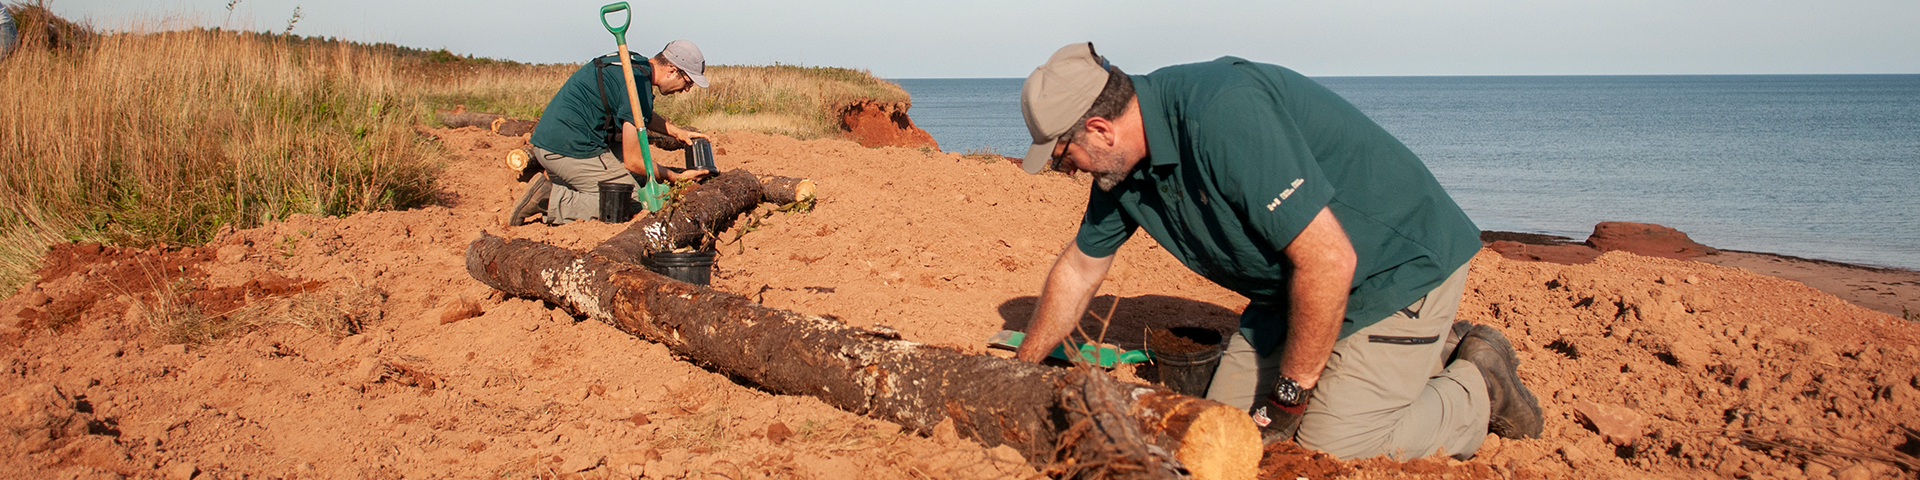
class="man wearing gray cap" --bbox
[1011,42,1542,460]
[509,40,713,226]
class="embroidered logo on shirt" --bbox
[1266,178,1306,211]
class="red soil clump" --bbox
[2,126,1916,479]
[839,100,938,150]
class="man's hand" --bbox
[1277,207,1356,389]
[1014,242,1115,363]
[674,127,711,144]
[666,169,711,183]
[647,113,709,146]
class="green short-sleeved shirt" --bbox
[530,54,655,159]
[1075,57,1481,339]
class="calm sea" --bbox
[894,75,1920,270]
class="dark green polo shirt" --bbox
[1075,57,1480,340]
[530,53,655,159]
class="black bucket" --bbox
[1147,327,1225,397]
[598,181,635,223]
[644,250,717,285]
[685,138,716,171]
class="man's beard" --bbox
[1079,142,1132,192]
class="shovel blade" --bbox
[982,330,1149,368]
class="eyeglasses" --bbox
[1047,131,1076,173]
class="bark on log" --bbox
[592,169,814,263]
[464,235,1259,479]
[437,110,537,137]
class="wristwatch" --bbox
[1273,376,1310,407]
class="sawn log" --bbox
[436,110,537,137]
[463,240,1259,479]
[469,167,1255,478]
[592,169,815,262]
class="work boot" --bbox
[1441,320,1474,363]
[507,173,551,227]
[1456,324,1544,439]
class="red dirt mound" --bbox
[840,100,938,149]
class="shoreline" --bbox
[1483,230,1918,317]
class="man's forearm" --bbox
[1015,242,1114,363]
[1280,267,1348,388]
[1278,207,1357,389]
[646,113,681,139]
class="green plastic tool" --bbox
[600,2,668,212]
[985,330,1151,368]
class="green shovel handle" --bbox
[599,2,631,45]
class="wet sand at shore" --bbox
[1698,250,1919,318]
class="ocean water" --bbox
[894,75,1920,270]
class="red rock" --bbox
[766,422,792,444]
[1574,400,1645,446]
[840,101,938,149]
[1584,222,1717,260]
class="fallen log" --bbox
[436,110,537,137]
[464,235,1260,479]
[592,169,815,262]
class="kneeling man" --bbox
[1011,43,1543,460]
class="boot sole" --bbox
[507,174,551,227]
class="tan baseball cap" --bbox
[1020,42,1111,174]
[661,40,709,88]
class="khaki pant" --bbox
[1205,264,1487,460]
[531,146,638,225]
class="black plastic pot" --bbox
[644,250,717,285]
[1148,327,1225,398]
[685,138,715,171]
[598,181,635,223]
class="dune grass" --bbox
[0,5,444,292]
[656,63,912,139]
[0,5,914,293]
[417,58,915,140]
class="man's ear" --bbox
[1083,116,1117,147]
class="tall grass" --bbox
[418,59,917,140]
[658,63,912,139]
[416,61,574,121]
[0,5,443,291]
[0,5,917,293]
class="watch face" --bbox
[1273,377,1303,406]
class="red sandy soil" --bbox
[4,127,1917,479]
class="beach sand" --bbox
[3,128,1915,479]
[1698,251,1919,318]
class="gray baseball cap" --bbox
[1020,42,1111,174]
[661,39,709,88]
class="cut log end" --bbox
[505,148,530,171]
[793,179,816,203]
[758,176,817,205]
[1172,404,1261,480]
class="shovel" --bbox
[985,330,1150,368]
[599,2,669,212]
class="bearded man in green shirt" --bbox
[1012,43,1543,460]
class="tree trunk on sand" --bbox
[436,110,537,137]
[592,169,815,262]
[463,235,1260,479]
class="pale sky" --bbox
[47,0,1920,78]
